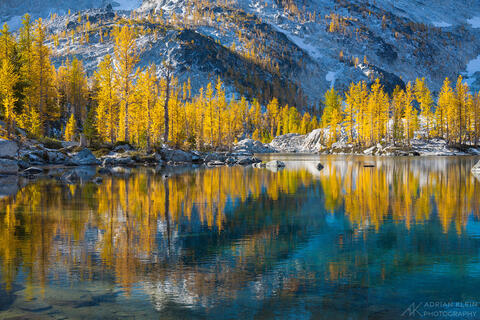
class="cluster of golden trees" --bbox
[2,14,480,150]
[0,16,318,149]
[322,77,480,147]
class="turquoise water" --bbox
[1,155,480,319]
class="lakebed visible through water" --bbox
[1,155,480,319]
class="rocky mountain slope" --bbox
[2,0,480,109]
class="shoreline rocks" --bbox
[0,139,18,158]
[0,139,19,175]
[69,148,100,165]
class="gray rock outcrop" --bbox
[160,149,193,162]
[0,139,18,158]
[69,148,100,165]
[233,139,275,154]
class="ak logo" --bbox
[401,302,423,317]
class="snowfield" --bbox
[468,17,480,28]
[432,21,452,28]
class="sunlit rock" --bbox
[233,139,275,154]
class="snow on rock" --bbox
[465,54,480,86]
[325,71,337,88]
[112,0,141,10]
[432,21,452,28]
[467,55,480,75]
[468,17,480,28]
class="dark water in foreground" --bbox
[1,155,480,319]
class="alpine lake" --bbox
[1,154,480,319]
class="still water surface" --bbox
[1,155,480,319]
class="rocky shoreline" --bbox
[1,138,270,175]
[0,137,295,200]
[267,129,480,156]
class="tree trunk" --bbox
[164,72,170,144]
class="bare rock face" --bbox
[0,139,18,158]
[268,129,324,153]
[233,139,276,154]
[269,134,306,153]
[302,129,324,153]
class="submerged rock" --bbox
[16,299,52,312]
[0,286,16,311]
[0,139,18,158]
[316,162,324,171]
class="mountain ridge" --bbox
[2,0,480,108]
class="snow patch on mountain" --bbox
[466,55,480,86]
[271,25,323,60]
[112,0,141,10]
[325,71,338,88]
[468,17,480,28]
[3,15,22,30]
[432,21,452,28]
